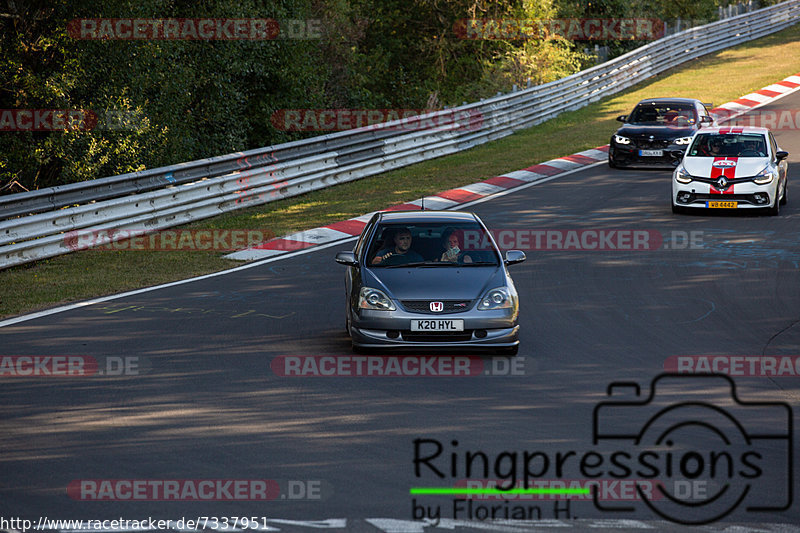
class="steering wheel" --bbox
[738,149,761,157]
[456,252,474,265]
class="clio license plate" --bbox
[706,201,738,208]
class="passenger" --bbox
[439,229,461,262]
[701,137,724,156]
[371,227,424,265]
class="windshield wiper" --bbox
[457,261,498,266]
[383,261,443,268]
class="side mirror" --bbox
[504,250,526,266]
[776,150,789,161]
[335,251,358,266]
[667,149,685,161]
[699,116,714,124]
[616,115,627,123]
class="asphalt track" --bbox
[1,91,800,532]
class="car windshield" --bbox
[687,133,768,157]
[367,221,500,267]
[627,104,697,126]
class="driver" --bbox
[740,138,764,156]
[371,227,424,266]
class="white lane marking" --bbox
[586,519,653,529]
[738,92,773,103]
[283,227,353,244]
[542,159,584,171]
[575,149,608,160]
[762,83,794,94]
[459,182,506,195]
[0,236,358,328]
[266,519,346,529]
[409,196,459,210]
[225,247,286,260]
[499,170,545,182]
[364,519,427,533]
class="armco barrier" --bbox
[1,1,798,269]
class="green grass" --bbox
[2,23,800,319]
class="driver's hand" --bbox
[372,253,392,264]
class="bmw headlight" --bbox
[359,287,396,311]
[478,287,513,310]
[674,165,693,184]
[613,135,631,145]
[753,166,776,185]
[674,137,692,145]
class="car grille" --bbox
[632,138,671,149]
[401,331,475,342]
[400,300,474,314]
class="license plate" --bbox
[639,149,663,157]
[706,201,738,208]
[411,319,464,332]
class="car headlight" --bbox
[674,137,692,145]
[753,166,776,185]
[613,135,630,145]
[359,287,396,311]
[674,166,693,184]
[478,287,513,310]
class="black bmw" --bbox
[608,98,715,168]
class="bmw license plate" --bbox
[706,201,738,208]
[639,149,663,156]
[411,319,464,332]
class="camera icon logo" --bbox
[592,373,793,525]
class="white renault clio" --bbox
[671,126,789,215]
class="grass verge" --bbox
[2,23,800,319]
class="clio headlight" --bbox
[753,166,776,185]
[675,165,693,184]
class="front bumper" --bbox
[609,143,684,167]
[350,307,519,348]
[672,179,778,209]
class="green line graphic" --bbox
[410,487,590,496]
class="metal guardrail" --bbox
[1,0,798,269]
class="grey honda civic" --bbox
[334,210,526,354]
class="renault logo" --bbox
[430,301,444,312]
[716,177,728,189]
